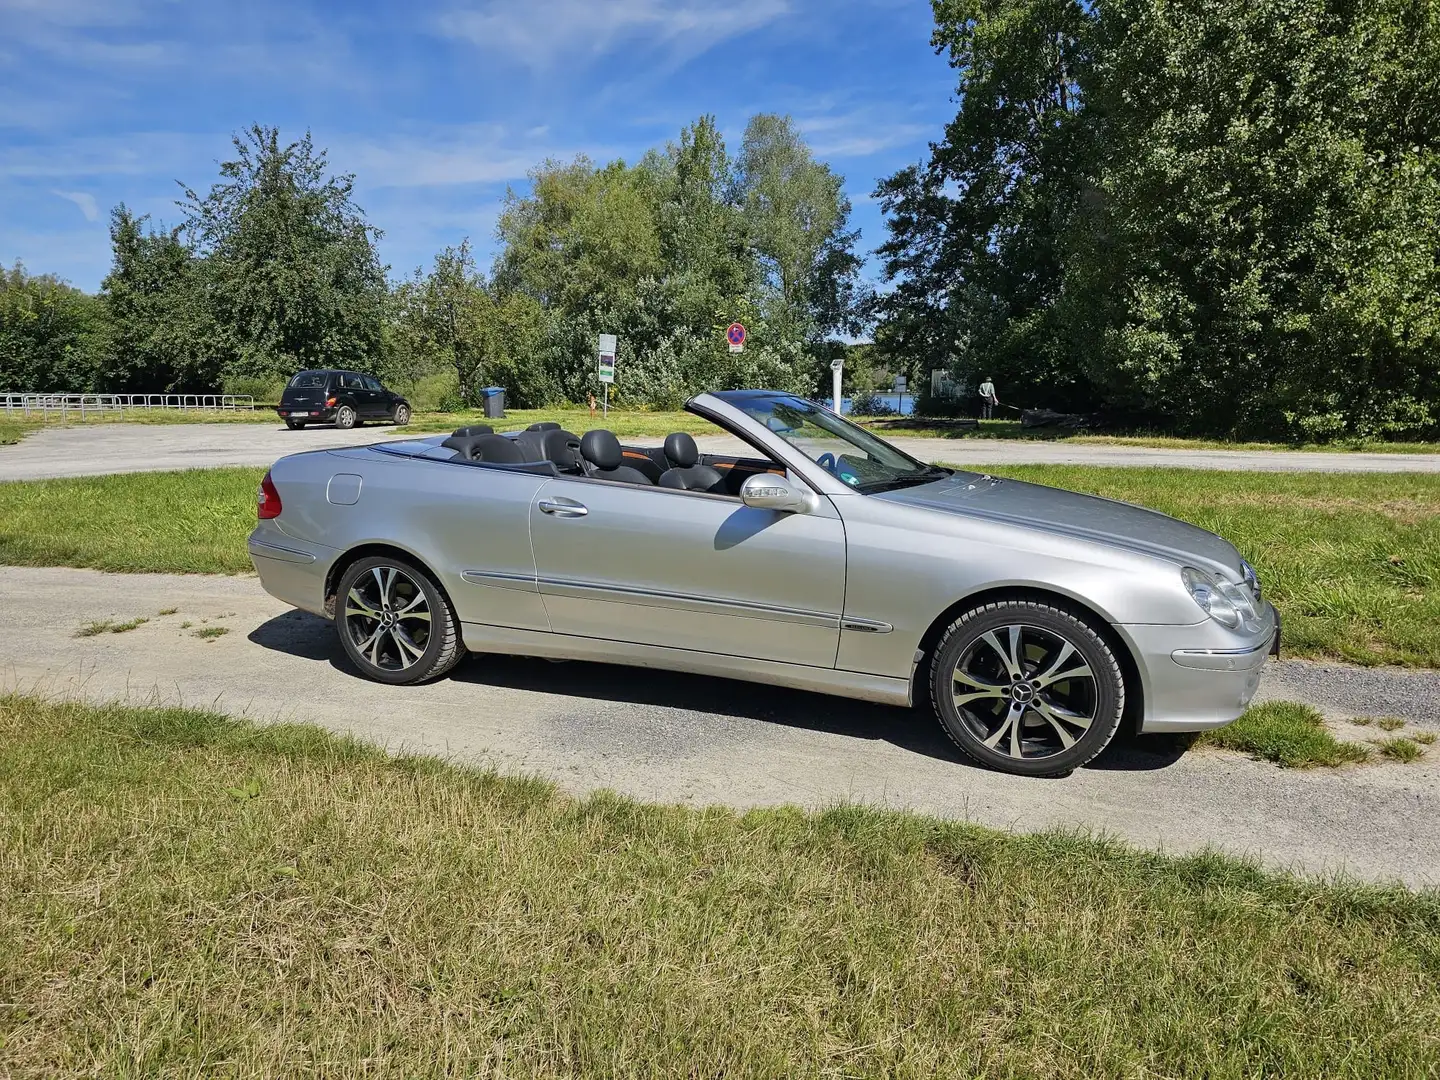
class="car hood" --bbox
[878,472,1245,578]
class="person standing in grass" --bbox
[978,376,998,420]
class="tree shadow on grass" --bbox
[248,609,1187,774]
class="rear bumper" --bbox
[276,406,336,423]
[248,524,333,617]
[1119,601,1278,734]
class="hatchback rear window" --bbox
[288,372,328,388]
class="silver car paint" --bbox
[249,391,1276,733]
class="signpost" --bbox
[894,373,907,417]
[830,357,844,414]
[726,322,747,353]
[597,333,616,417]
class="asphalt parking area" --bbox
[2,565,1436,886]
[3,421,1440,481]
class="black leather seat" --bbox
[450,424,494,438]
[658,432,724,492]
[580,430,653,484]
[514,426,582,469]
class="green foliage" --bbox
[180,125,389,385]
[0,262,106,392]
[494,114,865,408]
[879,0,1440,440]
[1198,701,1371,767]
[98,207,214,392]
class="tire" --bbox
[334,404,358,430]
[285,419,306,430]
[929,599,1125,777]
[392,403,411,426]
[335,555,465,685]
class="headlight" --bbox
[1182,567,1258,630]
[1240,559,1261,599]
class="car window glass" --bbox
[363,376,383,392]
[340,373,363,390]
[288,372,327,388]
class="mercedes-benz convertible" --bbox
[248,389,1278,777]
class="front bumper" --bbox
[1119,600,1278,734]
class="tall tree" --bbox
[180,125,388,383]
[98,206,212,392]
[0,262,105,393]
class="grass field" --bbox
[871,417,1440,453]
[1,464,1434,667]
[1,695,1436,1078]
[966,466,1440,667]
[1198,701,1375,767]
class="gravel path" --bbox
[2,422,1438,481]
[3,565,1437,886]
[1254,660,1440,729]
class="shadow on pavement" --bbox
[248,609,1186,774]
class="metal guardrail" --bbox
[2,393,257,419]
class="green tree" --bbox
[876,0,1440,439]
[0,262,105,392]
[180,125,388,384]
[98,206,213,392]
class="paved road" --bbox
[3,422,1438,481]
[3,565,1436,886]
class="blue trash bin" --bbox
[479,386,506,419]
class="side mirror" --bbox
[740,472,814,514]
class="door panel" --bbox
[528,477,846,668]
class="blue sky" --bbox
[0,0,954,293]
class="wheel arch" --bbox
[323,542,458,622]
[910,585,1146,736]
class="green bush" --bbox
[221,375,286,405]
[408,371,461,412]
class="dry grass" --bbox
[72,617,149,638]
[2,695,1438,1078]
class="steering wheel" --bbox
[816,452,838,474]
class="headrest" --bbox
[441,434,486,460]
[541,428,581,467]
[526,421,561,431]
[663,431,699,468]
[451,424,493,438]
[473,434,524,463]
[580,429,621,470]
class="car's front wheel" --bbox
[334,404,358,430]
[929,599,1125,777]
[335,555,464,684]
[392,403,411,425]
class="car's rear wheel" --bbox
[336,555,464,685]
[392,403,411,426]
[284,418,306,430]
[929,599,1125,777]
[335,404,358,429]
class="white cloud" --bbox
[335,124,608,189]
[435,0,791,70]
[796,110,931,159]
[52,189,99,220]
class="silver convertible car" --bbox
[249,389,1278,777]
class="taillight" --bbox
[257,470,282,519]
[325,396,337,407]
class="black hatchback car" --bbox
[276,370,411,430]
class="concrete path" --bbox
[2,422,1438,481]
[3,565,1436,887]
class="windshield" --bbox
[727,393,949,493]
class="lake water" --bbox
[835,393,917,416]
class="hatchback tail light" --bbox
[326,396,337,407]
[257,470,282,519]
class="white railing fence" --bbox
[2,393,257,419]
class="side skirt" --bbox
[460,623,913,708]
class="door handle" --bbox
[538,498,588,518]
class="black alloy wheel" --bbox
[930,599,1125,777]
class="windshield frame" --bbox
[703,390,949,494]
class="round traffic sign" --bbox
[726,322,747,347]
